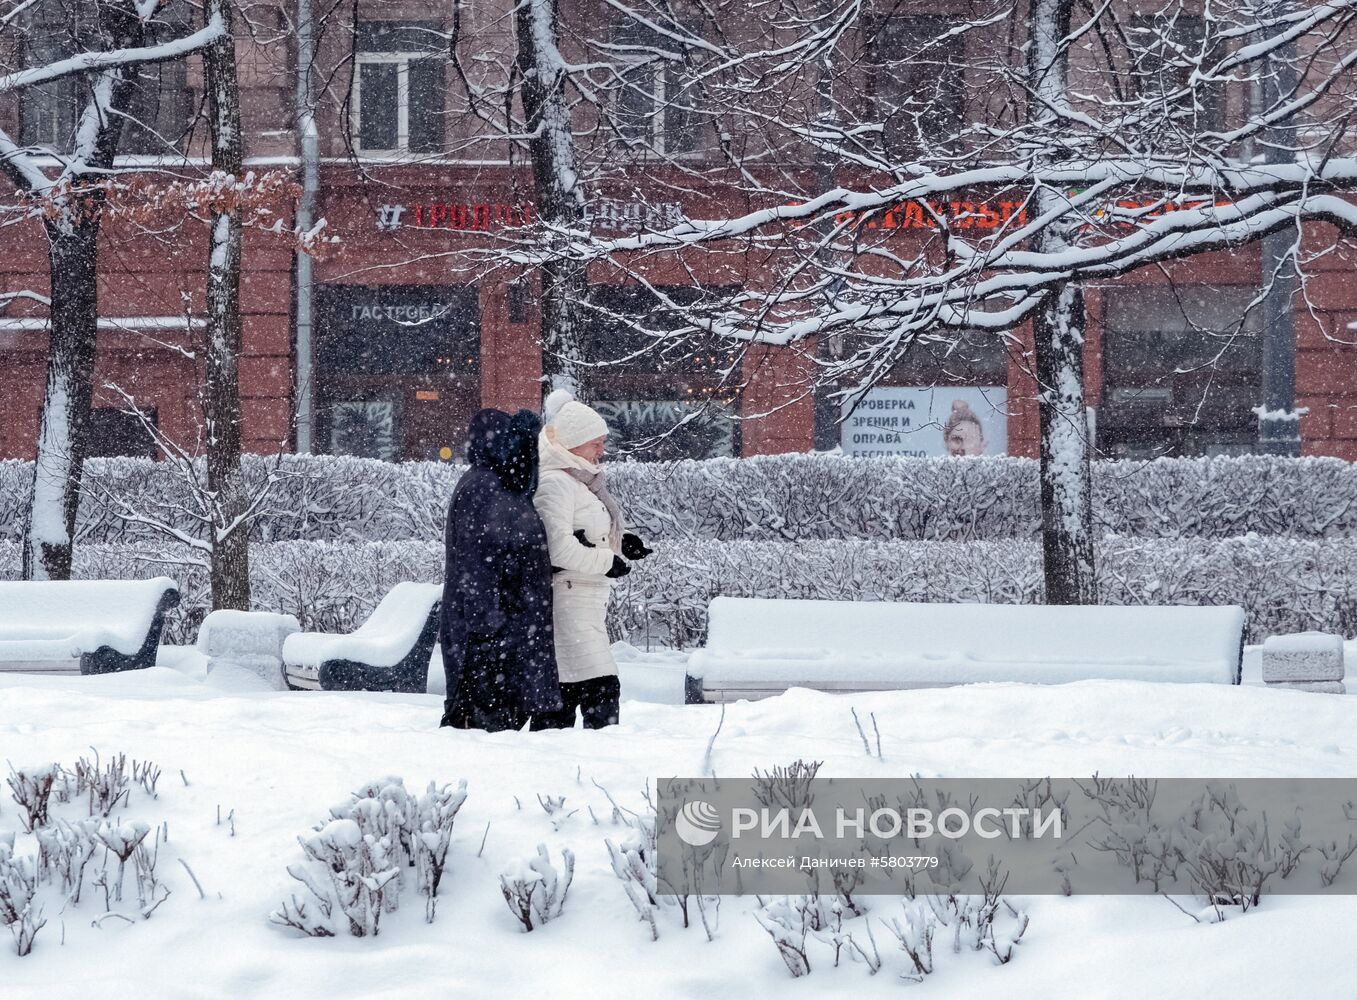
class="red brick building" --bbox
[3,0,1356,464]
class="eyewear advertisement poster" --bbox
[841,386,1009,458]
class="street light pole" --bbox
[1257,2,1301,457]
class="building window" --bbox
[88,407,158,459]
[611,20,700,155]
[1101,286,1261,458]
[20,6,83,149]
[1129,14,1226,135]
[121,5,196,156]
[866,15,965,161]
[353,21,445,154]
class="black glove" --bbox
[621,532,653,560]
[573,529,596,548]
[605,555,632,579]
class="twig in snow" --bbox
[91,912,136,929]
[871,712,882,761]
[179,769,190,787]
[851,707,872,756]
[179,859,206,899]
[1161,893,1204,923]
[702,704,725,777]
[477,821,491,858]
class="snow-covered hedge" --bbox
[4,453,1357,545]
[4,536,1355,647]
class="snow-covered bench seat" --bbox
[685,597,1246,703]
[282,583,441,693]
[0,577,180,676]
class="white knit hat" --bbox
[543,389,609,449]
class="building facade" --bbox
[3,0,1356,465]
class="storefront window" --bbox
[88,407,158,459]
[580,284,739,459]
[594,399,737,461]
[316,285,479,462]
[1101,286,1261,458]
[353,21,446,155]
[328,398,400,463]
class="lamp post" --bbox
[1257,1,1301,457]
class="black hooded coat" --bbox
[440,409,562,729]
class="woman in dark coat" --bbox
[439,408,562,731]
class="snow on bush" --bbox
[599,782,721,942]
[0,836,43,956]
[1,753,174,956]
[6,453,1357,547]
[6,533,1357,645]
[1075,776,1347,921]
[271,776,467,937]
[499,844,575,932]
[5,765,58,833]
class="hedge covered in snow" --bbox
[3,536,1354,646]
[3,452,1357,546]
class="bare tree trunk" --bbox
[1029,0,1097,604]
[1032,284,1097,603]
[21,1,149,581]
[23,216,100,580]
[515,0,589,400]
[203,0,250,610]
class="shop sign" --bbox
[588,199,686,233]
[375,197,686,233]
[842,386,1008,458]
[829,200,1029,230]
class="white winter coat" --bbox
[533,437,622,683]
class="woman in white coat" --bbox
[530,391,652,729]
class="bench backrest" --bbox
[356,582,442,638]
[0,577,179,655]
[701,597,1245,685]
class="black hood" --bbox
[466,408,542,494]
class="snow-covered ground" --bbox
[4,654,1357,998]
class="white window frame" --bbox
[615,57,701,158]
[352,51,428,156]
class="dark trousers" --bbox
[530,675,620,730]
[440,671,525,733]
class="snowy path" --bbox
[3,668,1357,998]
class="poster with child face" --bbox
[840,387,1008,458]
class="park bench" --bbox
[685,597,1246,704]
[283,582,441,693]
[0,577,180,676]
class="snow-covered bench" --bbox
[282,583,441,693]
[0,577,181,676]
[685,597,1246,703]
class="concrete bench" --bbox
[685,597,1246,703]
[282,582,441,693]
[1261,632,1346,694]
[0,577,180,676]
[197,610,301,690]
